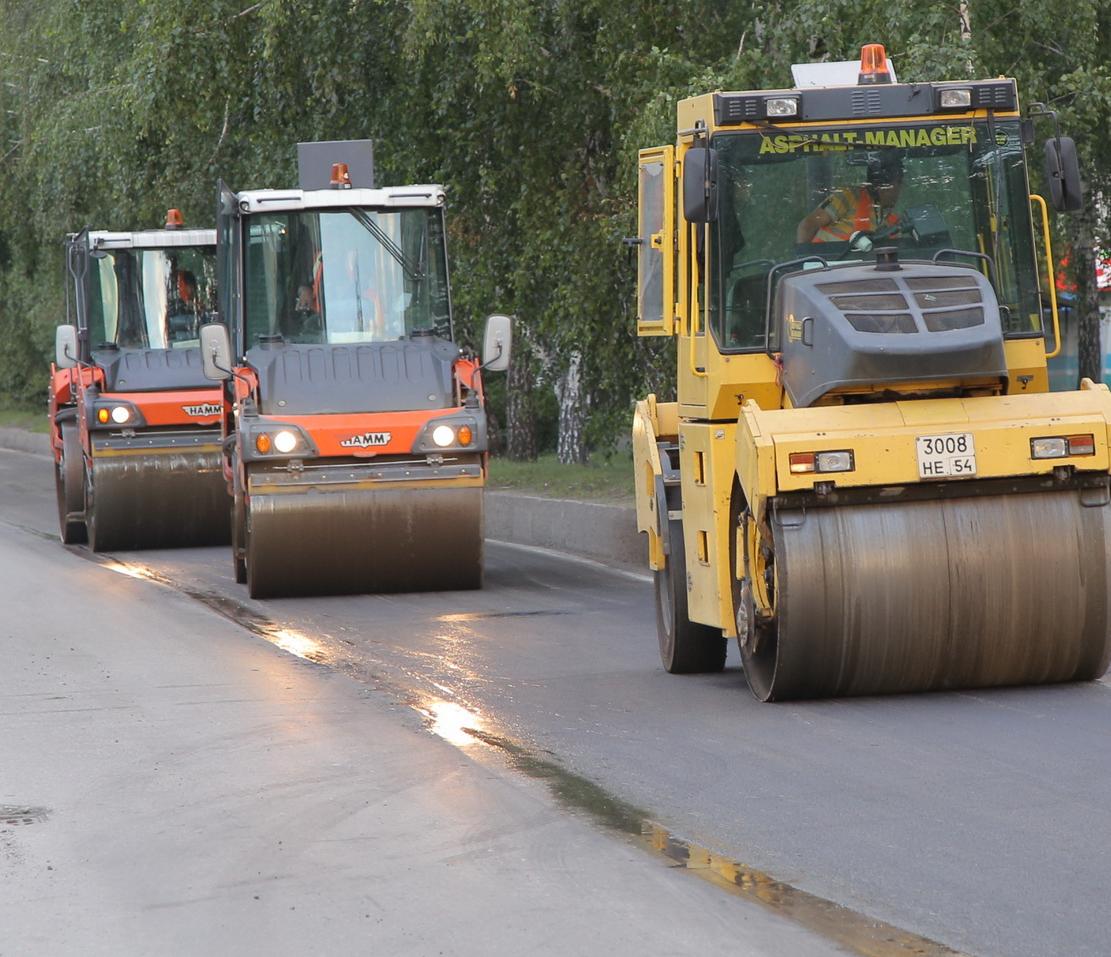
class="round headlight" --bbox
[111,406,131,424]
[432,425,456,448]
[273,430,298,454]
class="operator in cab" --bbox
[796,153,904,245]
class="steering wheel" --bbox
[825,214,910,258]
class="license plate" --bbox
[915,432,976,478]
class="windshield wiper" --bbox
[348,208,424,282]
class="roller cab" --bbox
[631,44,1110,699]
[209,149,510,597]
[50,217,230,550]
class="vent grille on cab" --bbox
[817,274,985,334]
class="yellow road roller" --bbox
[631,44,1111,699]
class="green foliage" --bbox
[0,1,1108,427]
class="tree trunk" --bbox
[1073,202,1103,386]
[505,337,538,461]
[555,350,588,464]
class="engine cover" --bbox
[776,259,1008,407]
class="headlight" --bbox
[244,423,316,459]
[432,425,456,447]
[938,88,972,109]
[412,416,485,453]
[273,430,298,454]
[789,450,855,474]
[1030,434,1095,459]
[765,96,798,117]
[92,401,143,427]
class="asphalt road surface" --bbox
[3,446,1110,956]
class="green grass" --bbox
[488,452,634,504]
[0,407,50,434]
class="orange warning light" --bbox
[858,44,893,85]
[330,163,352,188]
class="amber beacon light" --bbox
[858,43,893,85]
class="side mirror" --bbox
[1044,137,1083,212]
[682,147,718,224]
[200,322,233,381]
[482,314,512,373]
[55,325,78,369]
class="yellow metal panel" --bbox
[1004,338,1050,394]
[94,444,222,458]
[249,475,484,494]
[676,95,715,137]
[740,390,1111,493]
[656,401,679,437]
[736,403,779,515]
[679,340,783,419]
[678,421,739,633]
[894,398,972,427]
[632,396,666,569]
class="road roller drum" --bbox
[86,436,229,552]
[739,488,1111,701]
[244,475,483,598]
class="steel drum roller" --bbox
[245,482,484,598]
[743,489,1111,700]
[87,441,230,552]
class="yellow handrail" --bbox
[688,223,708,378]
[1029,193,1062,359]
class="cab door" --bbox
[216,181,243,357]
[636,146,676,336]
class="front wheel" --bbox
[55,423,87,545]
[231,491,247,584]
[654,519,726,674]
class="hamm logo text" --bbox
[341,432,392,448]
[182,403,222,417]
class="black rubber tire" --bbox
[232,492,247,584]
[85,465,104,553]
[55,423,87,545]
[654,518,726,674]
[244,502,266,599]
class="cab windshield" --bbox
[712,119,1042,351]
[87,246,217,350]
[243,208,451,345]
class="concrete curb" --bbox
[486,491,642,566]
[0,427,50,457]
[0,427,646,568]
